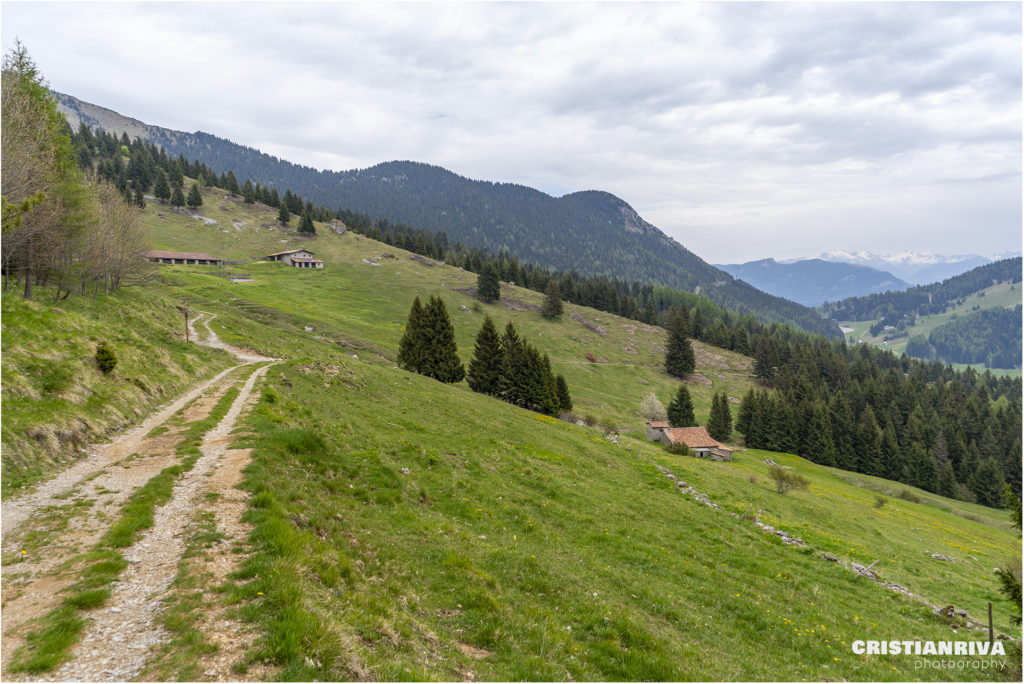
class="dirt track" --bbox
[1,314,277,680]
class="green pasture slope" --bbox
[3,183,1019,680]
[1,286,235,495]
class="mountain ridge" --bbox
[716,257,910,307]
[54,91,841,339]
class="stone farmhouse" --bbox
[265,249,324,269]
[646,422,733,461]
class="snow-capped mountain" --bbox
[815,251,995,285]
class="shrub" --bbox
[897,488,922,504]
[665,442,690,456]
[768,466,809,495]
[583,413,598,427]
[95,341,117,374]
[874,495,887,509]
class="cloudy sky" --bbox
[2,1,1020,263]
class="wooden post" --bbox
[176,305,191,343]
[988,602,993,645]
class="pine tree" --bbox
[186,182,202,209]
[224,170,240,194]
[397,297,427,374]
[298,212,316,235]
[690,308,705,340]
[707,392,732,442]
[170,185,185,209]
[477,262,501,303]
[153,172,170,203]
[277,202,290,224]
[133,187,145,208]
[665,312,695,378]
[908,444,938,493]
[736,389,756,436]
[937,460,959,499]
[541,281,563,319]
[242,179,255,203]
[556,375,572,412]
[467,316,504,396]
[968,458,1006,507]
[500,322,526,405]
[667,385,696,427]
[423,295,465,383]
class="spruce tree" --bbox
[500,322,526,405]
[423,295,465,383]
[242,179,255,203]
[170,185,185,208]
[153,172,170,203]
[937,461,959,499]
[667,385,696,427]
[477,262,501,303]
[908,444,938,493]
[665,312,696,378]
[298,212,316,235]
[690,308,705,340]
[278,202,291,224]
[736,388,756,436]
[968,458,1006,507]
[556,375,572,412]
[541,281,563,319]
[186,182,202,209]
[467,315,504,396]
[397,296,426,374]
[707,392,732,442]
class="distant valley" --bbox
[716,258,910,307]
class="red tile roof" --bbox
[648,421,670,429]
[664,427,728,450]
[144,250,221,261]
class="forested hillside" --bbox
[908,306,1023,369]
[55,93,841,339]
[823,258,1022,368]
[822,257,1022,322]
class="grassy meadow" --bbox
[3,182,1019,680]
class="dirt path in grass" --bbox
[2,314,277,680]
[27,362,273,682]
[0,382,236,669]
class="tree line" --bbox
[907,305,1022,369]
[742,333,1021,506]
